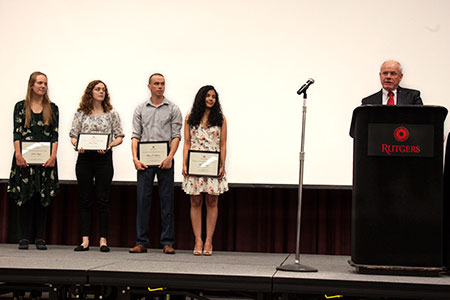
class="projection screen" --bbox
[1,0,449,185]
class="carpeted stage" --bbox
[0,244,449,299]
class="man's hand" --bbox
[134,158,147,171]
[159,157,173,169]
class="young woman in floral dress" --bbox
[8,71,59,250]
[182,85,228,256]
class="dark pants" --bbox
[76,151,113,238]
[19,193,48,241]
[136,165,175,247]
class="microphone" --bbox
[297,78,315,95]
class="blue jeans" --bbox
[136,165,174,247]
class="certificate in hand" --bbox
[76,133,110,151]
[138,141,169,166]
[21,141,51,165]
[187,150,220,177]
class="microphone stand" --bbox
[277,90,317,272]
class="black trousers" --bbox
[19,193,48,241]
[75,151,113,238]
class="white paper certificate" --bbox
[138,141,169,166]
[76,133,110,151]
[187,150,220,177]
[21,141,51,165]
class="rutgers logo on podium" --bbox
[368,123,433,157]
[393,126,409,142]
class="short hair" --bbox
[148,73,164,84]
[380,60,403,74]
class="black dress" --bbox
[7,100,59,207]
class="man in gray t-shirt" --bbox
[129,73,182,254]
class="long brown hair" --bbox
[77,80,112,114]
[24,71,54,128]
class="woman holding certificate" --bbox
[70,80,124,252]
[182,85,228,256]
[7,71,59,250]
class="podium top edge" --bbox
[353,104,447,112]
[349,105,448,138]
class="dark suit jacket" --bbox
[361,86,423,105]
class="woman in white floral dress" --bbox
[182,85,228,255]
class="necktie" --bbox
[387,91,394,105]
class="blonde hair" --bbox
[24,71,54,128]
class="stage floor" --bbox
[1,244,449,299]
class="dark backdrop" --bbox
[0,182,351,255]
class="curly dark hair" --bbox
[188,85,223,128]
[77,80,112,114]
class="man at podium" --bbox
[361,60,423,105]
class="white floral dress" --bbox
[182,125,228,195]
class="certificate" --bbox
[187,150,220,177]
[21,141,51,165]
[76,133,110,151]
[138,141,169,166]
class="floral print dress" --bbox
[182,125,228,195]
[7,100,59,207]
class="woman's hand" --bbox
[43,155,56,167]
[71,138,85,153]
[99,137,122,154]
[98,141,113,154]
[218,166,225,180]
[182,164,188,177]
[71,137,78,151]
[15,152,28,168]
